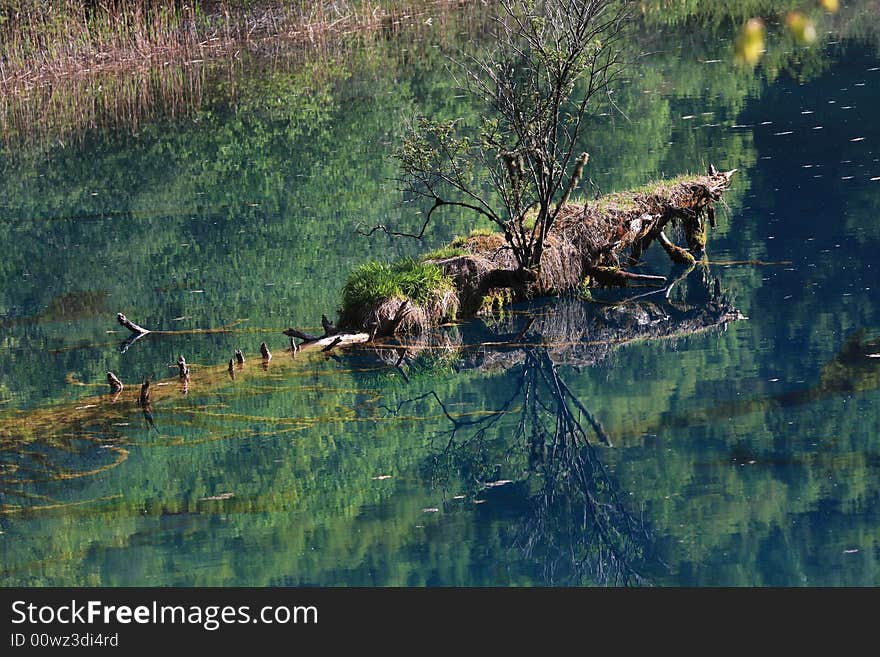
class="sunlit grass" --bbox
[341,258,454,309]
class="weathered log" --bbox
[321,336,343,352]
[283,328,319,343]
[117,313,150,335]
[139,379,151,407]
[321,314,336,336]
[107,371,123,393]
[588,266,667,287]
[339,168,735,335]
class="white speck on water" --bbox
[841,176,855,180]
[783,295,793,300]
[760,121,773,125]
[189,289,205,293]
[851,137,866,142]
[843,549,859,554]
[681,115,696,119]
[801,110,814,114]
[774,131,794,136]
[854,83,866,87]
[769,378,779,382]
[871,177,880,181]
[812,126,824,130]
[828,100,837,104]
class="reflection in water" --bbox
[371,273,741,585]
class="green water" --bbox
[1,2,879,586]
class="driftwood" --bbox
[118,313,150,335]
[107,371,124,393]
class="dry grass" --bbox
[0,0,471,90]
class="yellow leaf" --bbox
[735,18,765,67]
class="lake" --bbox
[1,1,878,586]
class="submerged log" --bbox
[107,371,124,393]
[139,379,151,407]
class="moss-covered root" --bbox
[684,209,709,252]
[658,230,697,265]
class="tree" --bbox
[386,0,631,277]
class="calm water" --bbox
[1,3,879,586]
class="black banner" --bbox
[0,587,872,651]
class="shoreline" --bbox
[0,0,465,92]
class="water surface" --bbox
[1,3,879,586]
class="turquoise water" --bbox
[1,3,879,586]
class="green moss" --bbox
[341,257,454,310]
[421,245,465,261]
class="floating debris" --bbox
[200,492,234,501]
[483,479,513,488]
[372,475,393,481]
[422,507,440,513]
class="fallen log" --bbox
[117,313,150,335]
[337,167,736,336]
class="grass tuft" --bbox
[341,257,454,310]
